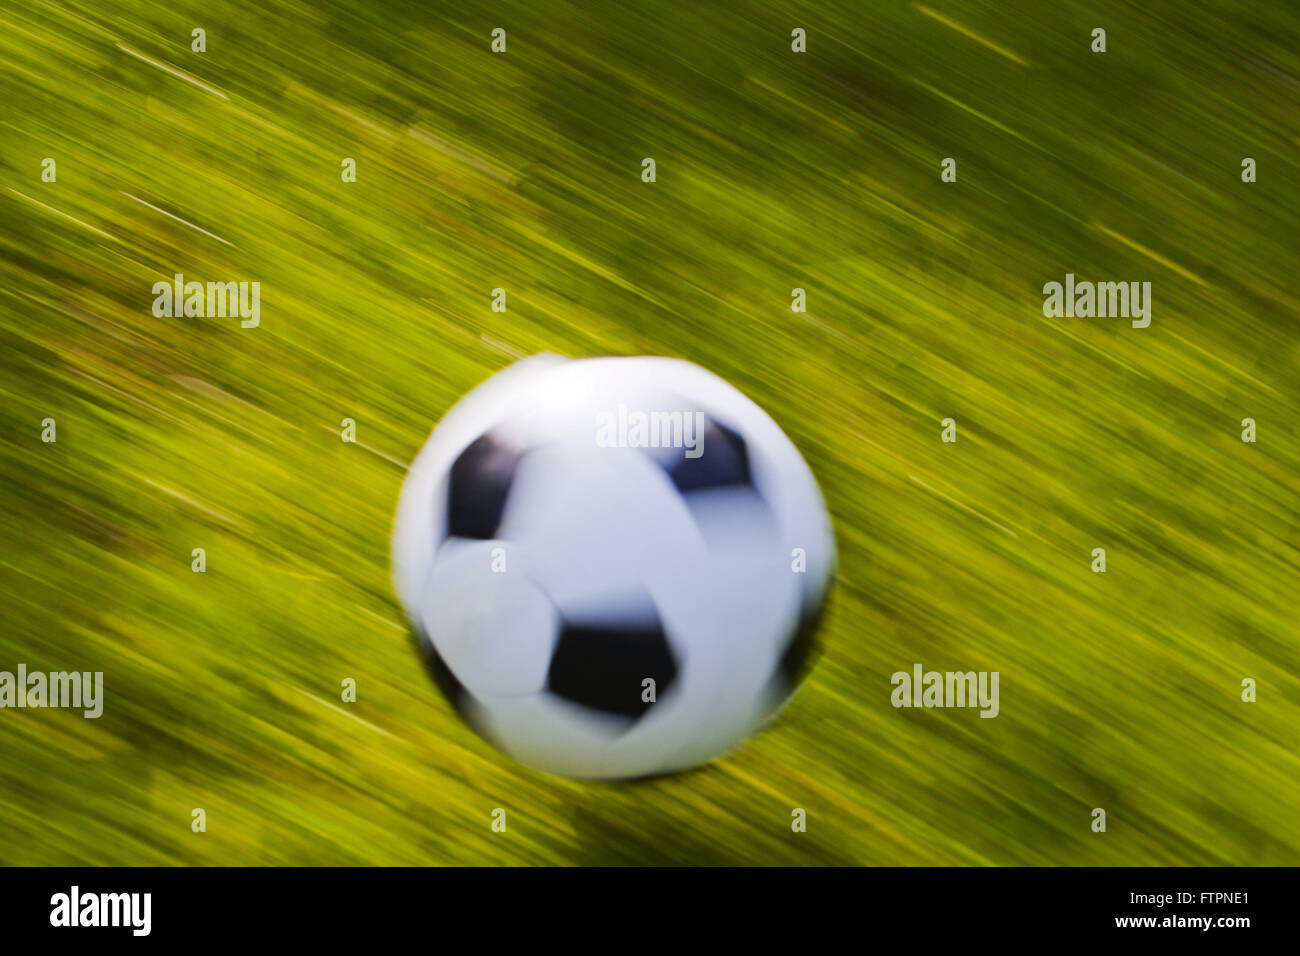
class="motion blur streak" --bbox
[1,1,1297,864]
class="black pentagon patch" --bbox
[547,621,679,720]
[412,623,480,728]
[446,432,524,540]
[664,417,751,494]
[772,589,829,699]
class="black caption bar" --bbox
[0,866,1288,943]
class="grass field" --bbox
[1,0,1298,865]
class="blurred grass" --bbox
[1,0,1298,865]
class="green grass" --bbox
[1,0,1298,864]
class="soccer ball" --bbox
[392,355,834,779]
